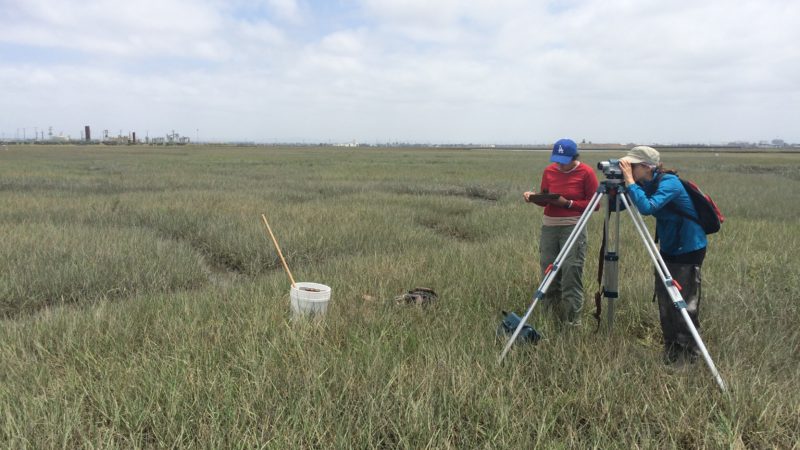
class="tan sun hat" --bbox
[620,146,660,166]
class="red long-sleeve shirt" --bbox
[534,162,599,217]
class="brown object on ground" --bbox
[394,287,438,306]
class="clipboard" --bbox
[529,193,560,202]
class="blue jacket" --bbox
[626,171,707,256]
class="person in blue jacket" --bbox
[619,146,707,365]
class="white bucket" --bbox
[290,282,331,317]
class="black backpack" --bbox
[496,311,541,344]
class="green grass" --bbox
[1,145,799,448]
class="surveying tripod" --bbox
[499,178,727,392]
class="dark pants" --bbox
[655,248,705,361]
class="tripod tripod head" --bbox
[598,178,626,198]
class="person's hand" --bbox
[549,196,571,208]
[523,190,535,202]
[619,159,635,185]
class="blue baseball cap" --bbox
[550,138,578,164]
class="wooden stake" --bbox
[261,213,296,287]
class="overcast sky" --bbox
[1,0,798,144]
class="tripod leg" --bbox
[656,263,701,361]
[499,191,605,362]
[603,194,622,330]
[542,226,587,324]
[620,192,727,391]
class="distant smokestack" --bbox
[84,126,91,142]
[132,132,136,144]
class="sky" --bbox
[1,0,798,144]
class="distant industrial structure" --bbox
[0,125,193,145]
[0,125,797,149]
[333,140,361,147]
[0,123,205,146]
[95,128,190,145]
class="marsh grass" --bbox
[1,145,798,447]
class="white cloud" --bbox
[265,0,302,23]
[0,0,798,143]
[0,0,226,58]
[237,20,286,45]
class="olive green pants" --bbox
[539,224,587,325]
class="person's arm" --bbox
[627,176,682,215]
[530,171,551,207]
[568,168,599,211]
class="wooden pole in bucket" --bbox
[261,213,296,288]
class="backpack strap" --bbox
[644,172,664,196]
[665,202,700,225]
[647,172,701,236]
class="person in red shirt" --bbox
[523,138,599,327]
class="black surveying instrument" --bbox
[499,160,727,392]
